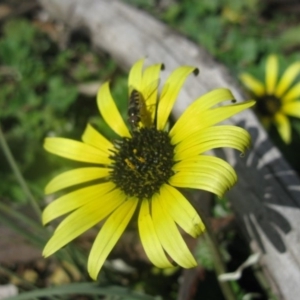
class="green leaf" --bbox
[6,283,157,300]
[45,77,78,111]
[195,238,215,270]
[278,25,300,51]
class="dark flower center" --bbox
[109,127,175,199]
[256,95,281,117]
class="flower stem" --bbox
[202,213,237,300]
[0,125,42,219]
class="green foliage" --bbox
[195,237,231,271]
[195,238,216,270]
[213,196,232,218]
[0,20,71,202]
[278,25,300,50]
[161,0,277,72]
[0,19,116,203]
[5,282,157,300]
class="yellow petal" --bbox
[192,88,236,111]
[55,189,125,234]
[42,182,115,224]
[199,101,256,129]
[45,167,110,194]
[44,138,111,165]
[88,199,138,280]
[169,173,224,197]
[157,66,198,130]
[159,184,205,238]
[171,100,255,145]
[282,102,300,118]
[152,194,197,268]
[82,124,113,153]
[169,155,237,197]
[265,55,278,95]
[274,113,291,144]
[275,62,300,97]
[128,58,145,93]
[43,189,125,257]
[138,199,173,268]
[97,82,130,137]
[282,82,300,103]
[172,156,237,192]
[173,125,251,158]
[239,73,265,97]
[170,88,237,141]
[141,64,163,120]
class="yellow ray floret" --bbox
[282,82,300,103]
[45,167,110,194]
[159,184,205,238]
[97,82,131,138]
[265,55,278,95]
[240,73,265,97]
[157,66,198,130]
[138,199,174,268]
[88,199,137,280]
[43,182,115,224]
[275,62,300,97]
[82,124,113,151]
[43,189,125,258]
[128,58,144,91]
[171,99,255,144]
[152,195,197,268]
[44,138,111,165]
[173,125,251,159]
[274,113,290,144]
[140,63,162,115]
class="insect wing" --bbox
[128,88,142,129]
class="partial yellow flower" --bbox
[43,59,255,280]
[240,54,300,143]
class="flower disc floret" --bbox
[256,95,281,117]
[110,127,175,199]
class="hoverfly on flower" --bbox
[127,78,161,131]
[128,88,148,130]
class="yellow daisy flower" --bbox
[240,54,300,143]
[43,59,255,280]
